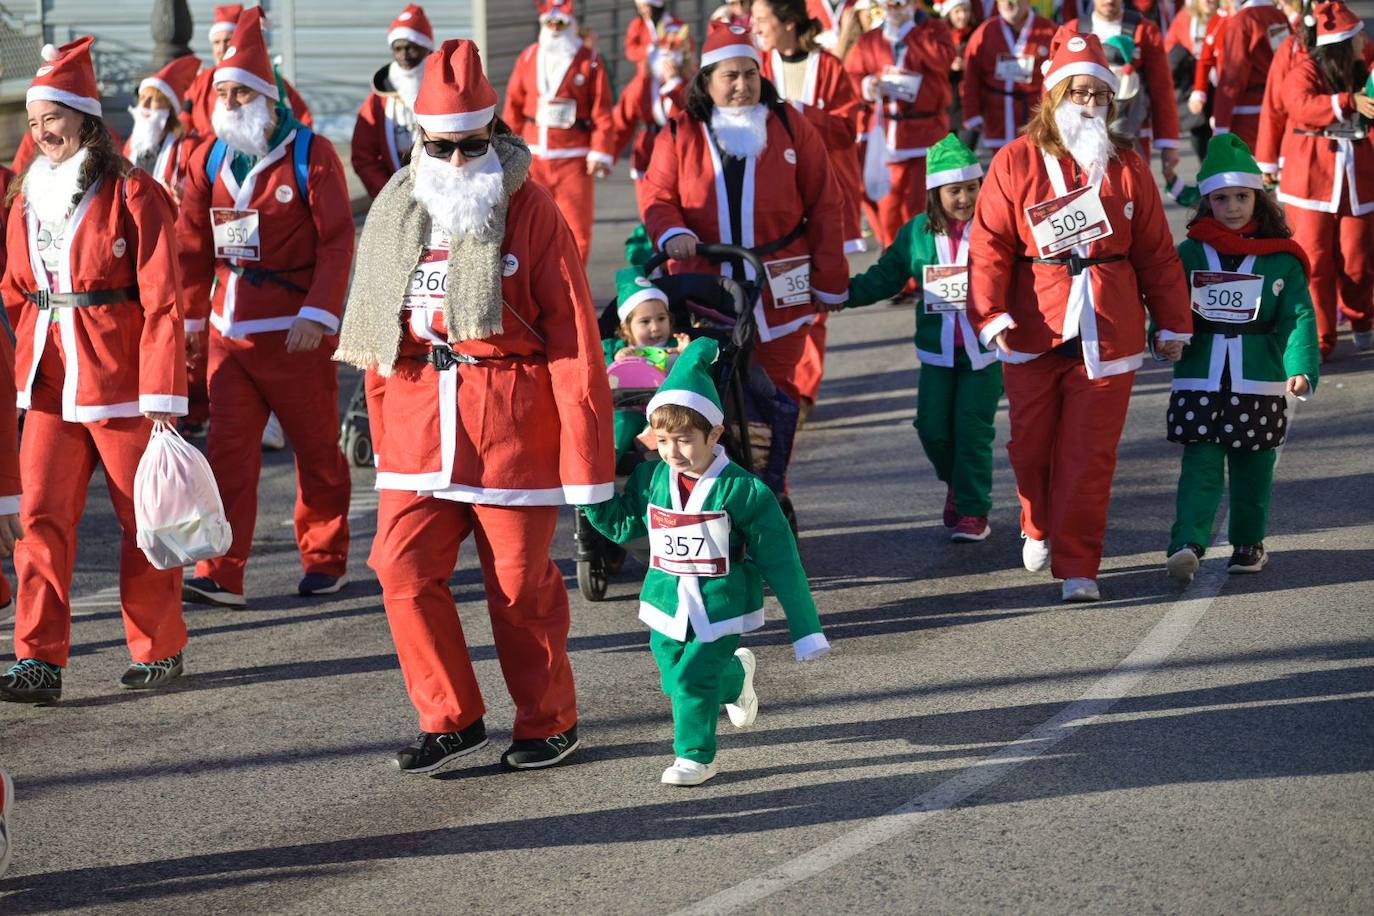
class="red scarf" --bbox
[1186,217,1312,277]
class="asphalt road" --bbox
[0,143,1371,915]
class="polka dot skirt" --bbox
[1167,390,1287,450]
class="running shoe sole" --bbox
[1167,548,1201,582]
[299,575,350,596]
[502,738,580,771]
[1228,555,1268,574]
[397,737,490,776]
[181,583,246,607]
[951,524,991,543]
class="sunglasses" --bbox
[421,134,492,160]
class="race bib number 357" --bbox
[649,506,731,577]
[1024,185,1113,257]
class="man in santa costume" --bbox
[335,40,614,775]
[625,0,695,66]
[960,0,1058,152]
[1205,0,1290,149]
[0,38,189,701]
[967,31,1191,602]
[503,0,617,264]
[843,0,958,248]
[175,8,354,607]
[352,4,434,200]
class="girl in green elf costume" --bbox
[1164,133,1320,583]
[581,338,829,787]
[846,133,1003,543]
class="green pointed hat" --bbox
[646,337,724,427]
[615,266,669,321]
[924,132,982,190]
[1198,133,1265,196]
[1101,33,1135,67]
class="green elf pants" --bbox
[614,408,647,460]
[914,351,1003,517]
[1169,442,1277,553]
[649,627,745,765]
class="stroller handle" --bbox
[644,242,768,282]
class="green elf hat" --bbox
[646,337,724,427]
[1101,33,1135,67]
[1197,132,1265,196]
[615,266,669,321]
[924,132,982,190]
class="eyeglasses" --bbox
[1067,88,1115,106]
[421,134,492,160]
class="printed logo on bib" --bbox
[275,184,294,203]
[112,238,127,257]
[784,148,797,164]
[764,255,811,308]
[537,98,578,129]
[649,506,731,577]
[1190,270,1263,323]
[994,54,1036,83]
[880,66,922,102]
[1025,185,1113,257]
[922,265,968,313]
[211,208,261,260]
[502,253,519,277]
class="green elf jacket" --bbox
[848,216,999,370]
[1172,240,1320,396]
[580,446,828,660]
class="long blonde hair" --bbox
[1023,80,1134,160]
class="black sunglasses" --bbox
[421,134,492,160]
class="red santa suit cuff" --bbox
[184,318,207,333]
[586,151,614,168]
[1153,138,1180,148]
[140,394,190,416]
[977,313,1016,348]
[963,115,985,130]
[812,287,848,307]
[794,632,831,661]
[656,227,698,249]
[297,307,341,334]
[1155,329,1193,343]
[0,496,20,516]
[565,482,614,504]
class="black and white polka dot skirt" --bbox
[1166,389,1287,450]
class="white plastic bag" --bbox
[862,114,891,203]
[134,422,232,570]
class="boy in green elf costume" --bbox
[845,133,1003,543]
[580,338,829,787]
[1163,133,1320,582]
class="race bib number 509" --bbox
[1024,185,1113,258]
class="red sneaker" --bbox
[950,516,991,543]
[943,487,958,528]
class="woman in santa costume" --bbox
[642,24,849,416]
[352,4,434,200]
[967,31,1192,602]
[0,38,189,702]
[503,0,617,265]
[0,166,20,620]
[336,40,614,776]
[1276,2,1374,357]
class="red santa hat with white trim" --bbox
[413,38,498,134]
[1306,1,1363,46]
[209,4,244,41]
[539,0,577,24]
[27,37,103,119]
[388,4,435,50]
[1041,29,1118,95]
[139,53,202,113]
[214,6,280,101]
[700,22,760,69]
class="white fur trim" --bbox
[564,482,614,504]
[1315,23,1363,47]
[812,286,847,306]
[184,318,207,332]
[586,150,614,167]
[962,115,985,130]
[296,307,340,334]
[26,86,102,118]
[1331,94,1345,120]
[213,66,280,100]
[1198,170,1265,195]
[925,162,983,190]
[0,496,20,516]
[139,394,190,417]
[1153,138,1180,148]
[700,45,761,69]
[40,43,59,62]
[617,286,669,320]
[793,632,831,661]
[646,389,724,427]
[139,77,182,112]
[209,21,236,40]
[414,104,496,133]
[978,312,1016,348]
[1043,62,1118,94]
[387,27,435,50]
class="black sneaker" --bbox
[394,719,488,776]
[0,658,62,703]
[119,652,184,690]
[182,576,246,608]
[298,573,349,597]
[501,723,579,771]
[1228,543,1268,574]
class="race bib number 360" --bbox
[211,208,260,260]
[922,265,968,313]
[1025,185,1113,257]
[1190,270,1263,324]
[649,506,731,577]
[765,255,812,308]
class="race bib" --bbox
[211,208,260,260]
[1025,185,1114,258]
[881,66,923,102]
[922,265,968,313]
[537,97,578,129]
[1267,22,1288,52]
[764,255,812,308]
[649,505,731,577]
[1190,270,1263,324]
[994,53,1035,83]
[404,247,450,311]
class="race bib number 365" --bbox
[1190,270,1263,324]
[1024,185,1113,258]
[211,208,260,260]
[649,506,731,577]
[765,255,812,308]
[922,264,968,313]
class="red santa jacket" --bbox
[0,166,15,512]
[122,131,200,209]
[844,18,958,158]
[503,41,617,167]
[967,137,1191,379]
[368,182,614,505]
[1255,34,1303,174]
[1163,6,1203,55]
[183,65,314,140]
[0,167,10,283]
[352,65,416,199]
[624,11,693,65]
[11,120,125,175]
[1211,0,1289,136]
[613,69,688,180]
[176,127,355,337]
[641,106,849,341]
[1277,56,1374,216]
[1190,10,1228,95]
[1,168,188,421]
[807,0,861,46]
[1058,16,1182,151]
[960,12,1058,147]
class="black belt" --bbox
[1017,253,1125,277]
[25,286,139,310]
[403,346,536,371]
[1192,316,1276,336]
[229,263,310,294]
[1292,126,1367,140]
[754,220,808,258]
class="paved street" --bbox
[1,145,1372,913]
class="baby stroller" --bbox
[574,243,802,601]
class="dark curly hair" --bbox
[6,108,130,210]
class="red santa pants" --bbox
[863,155,927,248]
[197,330,351,594]
[370,490,577,737]
[13,410,186,667]
[1286,203,1374,357]
[795,313,828,405]
[530,156,594,264]
[1223,115,1261,153]
[1002,355,1135,581]
[753,324,813,406]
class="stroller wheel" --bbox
[343,427,374,469]
[577,556,610,602]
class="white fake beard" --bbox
[710,104,769,159]
[412,147,506,237]
[24,147,89,226]
[211,94,273,158]
[539,25,581,72]
[389,60,423,109]
[1054,99,1115,184]
[881,17,911,42]
[127,106,171,162]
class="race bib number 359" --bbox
[922,264,968,313]
[649,506,731,577]
[1025,185,1113,258]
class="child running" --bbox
[1164,134,1320,582]
[580,338,829,787]
[604,267,692,464]
[845,133,1003,543]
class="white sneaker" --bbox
[1354,330,1374,351]
[1166,545,1202,583]
[1062,578,1101,602]
[1022,534,1050,572]
[261,413,286,450]
[661,758,719,786]
[726,648,757,728]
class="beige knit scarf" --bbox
[334,133,532,375]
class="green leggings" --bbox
[1169,443,1277,553]
[649,628,745,764]
[914,354,1003,517]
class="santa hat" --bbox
[414,39,498,133]
[1042,29,1118,95]
[700,23,760,69]
[27,37,102,119]
[208,4,244,41]
[388,4,435,50]
[139,53,202,113]
[214,6,279,100]
[615,266,670,321]
[1307,1,1362,46]
[1197,133,1265,196]
[638,0,666,7]
[539,0,577,23]
[647,338,724,428]
[938,0,972,13]
[925,133,982,189]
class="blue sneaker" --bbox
[0,658,62,703]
